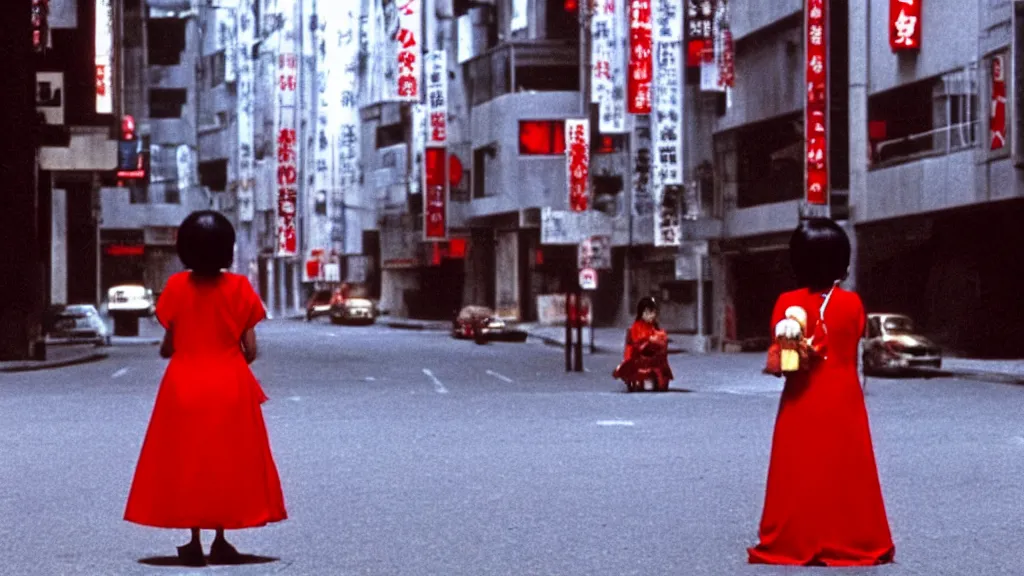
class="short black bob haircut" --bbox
[789,218,850,291]
[176,210,235,275]
[635,296,659,321]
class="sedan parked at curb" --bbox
[46,304,111,347]
[862,313,942,375]
[330,297,377,325]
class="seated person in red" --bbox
[613,297,674,392]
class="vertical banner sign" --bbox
[426,51,448,145]
[889,0,921,52]
[511,0,528,32]
[805,0,828,206]
[311,0,334,276]
[991,54,1007,151]
[653,0,682,247]
[394,0,422,100]
[236,0,256,222]
[701,1,724,92]
[685,0,714,68]
[718,23,735,89]
[628,0,653,115]
[566,119,591,212]
[592,0,626,133]
[631,114,654,217]
[94,0,113,114]
[276,0,300,256]
[338,2,362,254]
[424,147,448,240]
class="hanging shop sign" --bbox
[236,0,256,222]
[338,3,362,255]
[394,0,422,100]
[631,114,655,218]
[566,119,590,212]
[592,0,627,133]
[578,235,612,270]
[628,0,653,114]
[94,0,113,114]
[426,50,448,145]
[275,0,300,256]
[889,0,921,52]
[805,0,829,206]
[991,53,1007,151]
[652,0,683,187]
[424,147,448,240]
[685,0,714,68]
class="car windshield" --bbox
[64,306,95,318]
[883,317,914,333]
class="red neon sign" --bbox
[627,0,652,114]
[805,0,828,206]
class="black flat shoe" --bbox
[176,542,206,567]
[209,538,244,565]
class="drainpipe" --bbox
[847,0,869,294]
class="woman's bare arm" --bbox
[159,328,174,359]
[241,328,258,364]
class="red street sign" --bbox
[805,0,829,206]
[889,0,922,52]
[579,267,598,290]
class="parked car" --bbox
[862,313,942,375]
[107,284,155,316]
[451,305,528,343]
[330,297,377,325]
[47,304,111,347]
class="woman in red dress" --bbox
[748,218,894,566]
[124,211,287,566]
[613,297,674,392]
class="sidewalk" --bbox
[0,344,108,373]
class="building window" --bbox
[730,113,803,208]
[199,159,228,192]
[546,0,580,42]
[868,67,978,167]
[376,123,404,149]
[204,51,226,88]
[519,120,566,155]
[147,18,187,66]
[149,88,187,118]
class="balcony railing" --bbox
[464,40,579,107]
[873,119,979,167]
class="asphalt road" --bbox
[1,319,1023,576]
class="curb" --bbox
[0,351,109,373]
[912,367,1024,386]
[111,338,161,346]
[386,321,449,331]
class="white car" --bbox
[107,285,155,316]
[47,304,111,347]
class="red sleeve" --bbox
[850,291,866,338]
[155,274,181,330]
[238,276,267,331]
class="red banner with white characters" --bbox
[424,147,448,240]
[889,0,921,52]
[628,0,653,114]
[395,0,422,100]
[805,0,828,206]
[276,50,300,256]
[991,54,1007,151]
[566,119,590,211]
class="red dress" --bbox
[124,272,287,529]
[613,320,674,388]
[748,287,894,565]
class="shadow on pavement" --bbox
[138,554,279,567]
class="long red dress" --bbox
[612,320,674,388]
[124,272,287,529]
[748,287,894,566]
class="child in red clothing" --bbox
[124,211,287,566]
[613,297,674,392]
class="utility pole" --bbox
[0,0,44,361]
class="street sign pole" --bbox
[565,292,573,372]
[575,287,584,372]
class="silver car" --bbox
[862,313,942,374]
[48,304,111,347]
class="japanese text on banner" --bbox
[805,0,828,205]
[628,0,653,114]
[395,0,422,100]
[426,51,448,145]
[566,120,590,212]
[337,4,362,254]
[592,0,627,133]
[889,0,921,51]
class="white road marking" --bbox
[597,420,635,427]
[288,396,302,402]
[422,369,448,394]
[364,377,376,382]
[111,368,129,379]
[486,370,513,383]
[326,332,337,337]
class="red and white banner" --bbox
[718,25,735,89]
[424,147,448,240]
[889,0,921,52]
[592,0,627,133]
[394,0,422,100]
[275,0,300,256]
[805,0,828,206]
[94,0,113,114]
[628,0,653,115]
[566,119,590,211]
[685,0,714,68]
[426,51,447,145]
[991,54,1007,151]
